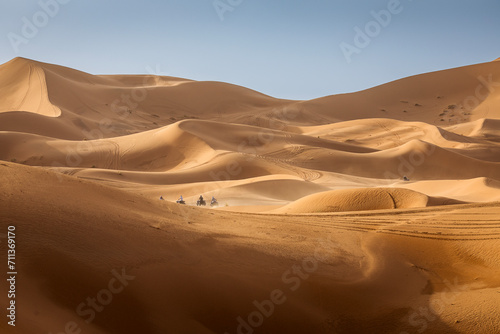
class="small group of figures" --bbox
[159,195,218,207]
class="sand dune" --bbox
[447,118,500,142]
[399,177,500,203]
[0,58,61,117]
[3,118,499,189]
[0,57,293,139]
[299,118,492,148]
[273,188,463,214]
[1,57,500,333]
[299,60,500,124]
[2,57,499,141]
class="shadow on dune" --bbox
[14,219,464,334]
[23,249,157,334]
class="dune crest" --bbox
[0,57,61,117]
[273,187,462,213]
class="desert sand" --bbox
[0,57,499,333]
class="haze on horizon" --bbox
[1,0,499,100]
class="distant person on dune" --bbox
[197,195,206,206]
[159,196,164,200]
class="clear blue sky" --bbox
[1,0,499,100]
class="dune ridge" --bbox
[0,58,61,117]
[273,187,464,214]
